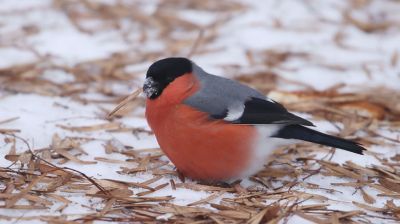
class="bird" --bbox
[143,57,365,182]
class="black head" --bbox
[143,57,192,99]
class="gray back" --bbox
[184,63,266,116]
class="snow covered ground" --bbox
[1,0,400,223]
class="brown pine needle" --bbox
[108,88,143,118]
[0,117,19,125]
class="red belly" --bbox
[146,103,256,181]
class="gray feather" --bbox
[184,64,266,116]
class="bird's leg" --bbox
[231,180,248,193]
[176,169,186,183]
[206,179,245,192]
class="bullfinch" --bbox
[143,57,365,182]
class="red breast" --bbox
[145,73,258,181]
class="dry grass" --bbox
[1,0,400,223]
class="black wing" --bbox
[212,97,314,126]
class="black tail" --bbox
[272,125,365,154]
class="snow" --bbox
[1,0,400,223]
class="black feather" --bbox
[272,125,365,154]
[233,97,314,126]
